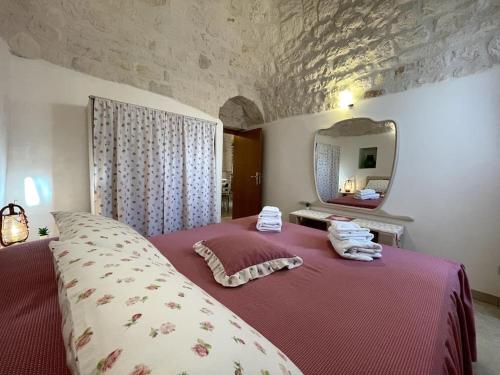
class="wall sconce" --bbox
[343,179,354,193]
[339,90,354,109]
[0,203,29,247]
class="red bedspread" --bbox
[0,238,70,375]
[0,217,476,375]
[328,195,383,208]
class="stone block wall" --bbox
[1,0,499,122]
[0,0,277,118]
[260,0,500,120]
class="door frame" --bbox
[221,128,237,219]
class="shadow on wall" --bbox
[51,103,91,212]
[219,96,264,130]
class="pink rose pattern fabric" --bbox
[50,234,302,374]
[52,211,171,267]
[91,97,218,237]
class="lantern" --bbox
[343,179,354,193]
[0,203,29,247]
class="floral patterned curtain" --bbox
[91,97,217,236]
[315,142,341,202]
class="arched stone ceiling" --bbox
[1,0,499,122]
[219,96,264,130]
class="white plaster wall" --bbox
[257,67,500,297]
[332,132,396,190]
[0,40,8,204]
[1,39,223,240]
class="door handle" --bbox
[250,172,261,185]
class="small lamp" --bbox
[344,179,354,193]
[339,90,354,109]
[0,203,29,247]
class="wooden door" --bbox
[232,128,263,219]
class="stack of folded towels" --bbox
[328,220,382,261]
[256,206,282,232]
[354,188,380,200]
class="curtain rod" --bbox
[88,95,218,125]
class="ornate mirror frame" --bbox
[313,117,413,222]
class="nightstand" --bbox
[289,209,404,248]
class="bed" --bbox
[0,216,476,375]
[328,194,383,208]
[328,176,391,209]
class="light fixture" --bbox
[343,179,354,193]
[0,203,29,247]
[339,90,354,109]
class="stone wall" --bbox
[0,0,276,118]
[219,96,266,129]
[1,0,499,122]
[260,0,500,120]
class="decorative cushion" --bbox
[193,232,303,287]
[365,179,389,193]
[52,211,164,262]
[50,239,303,375]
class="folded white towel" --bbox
[354,194,377,199]
[259,206,282,220]
[354,193,380,200]
[356,189,376,195]
[329,226,370,235]
[330,232,374,241]
[328,233,382,261]
[257,216,282,225]
[261,206,281,214]
[329,228,371,236]
[259,212,282,219]
[256,221,282,232]
[330,220,362,231]
[257,206,282,232]
[257,221,281,228]
[328,224,372,241]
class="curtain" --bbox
[91,97,217,236]
[315,142,341,202]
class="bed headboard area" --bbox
[366,176,391,183]
[364,176,391,193]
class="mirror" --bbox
[314,118,397,210]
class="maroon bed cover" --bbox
[328,195,383,209]
[0,217,476,375]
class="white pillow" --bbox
[50,239,302,375]
[365,179,389,193]
[52,211,164,261]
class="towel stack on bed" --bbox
[328,220,382,261]
[256,206,282,232]
[354,188,380,200]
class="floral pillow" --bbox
[50,239,303,375]
[194,233,303,287]
[52,211,165,263]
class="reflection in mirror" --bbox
[314,118,396,210]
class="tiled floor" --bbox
[473,301,500,374]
